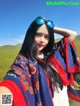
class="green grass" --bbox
[0,45,21,81]
[74,36,80,56]
[0,36,80,82]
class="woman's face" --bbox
[34,24,50,55]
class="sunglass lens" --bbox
[36,17,44,25]
[47,21,54,28]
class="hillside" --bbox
[74,35,80,55]
[0,45,21,81]
[0,36,80,81]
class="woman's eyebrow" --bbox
[36,32,49,35]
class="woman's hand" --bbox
[0,86,13,106]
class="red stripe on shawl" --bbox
[64,38,80,73]
[68,92,80,102]
[74,64,80,72]
[0,80,26,106]
[71,42,77,53]
[70,41,80,72]
[64,38,75,73]
[49,56,74,86]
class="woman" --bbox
[0,16,79,106]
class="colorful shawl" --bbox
[49,37,80,104]
[4,56,53,106]
[4,37,80,106]
[50,37,80,85]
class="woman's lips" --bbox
[37,44,44,48]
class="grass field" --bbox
[0,45,21,81]
[0,36,80,82]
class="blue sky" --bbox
[0,0,80,45]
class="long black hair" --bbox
[20,17,63,94]
[20,17,54,59]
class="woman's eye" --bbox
[45,35,49,40]
[36,32,49,40]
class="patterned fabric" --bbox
[0,80,26,106]
[49,37,80,86]
[4,55,53,106]
[50,37,80,105]
[54,37,80,105]
[4,37,80,106]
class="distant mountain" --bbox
[0,43,22,48]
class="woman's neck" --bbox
[37,52,44,59]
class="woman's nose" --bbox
[40,36,44,42]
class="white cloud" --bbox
[8,35,25,45]
[76,30,80,35]
[12,35,25,45]
[0,35,25,46]
[54,33,63,39]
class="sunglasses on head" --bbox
[35,17,54,28]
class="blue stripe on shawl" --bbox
[53,49,66,71]
[68,85,80,97]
